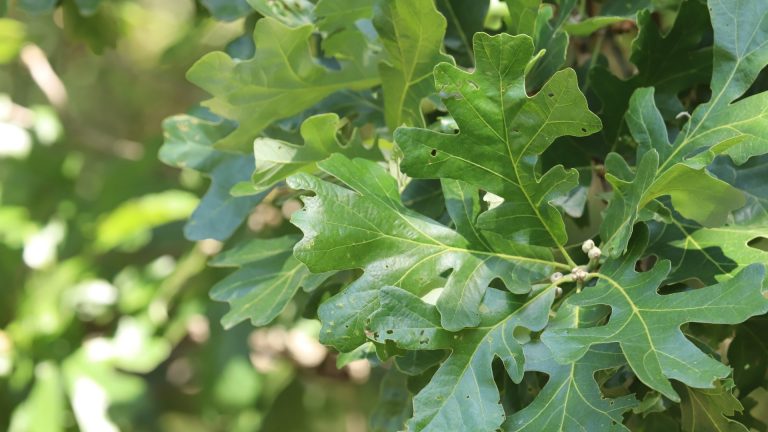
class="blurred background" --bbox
[0,1,381,430]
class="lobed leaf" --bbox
[188,17,379,151]
[369,285,556,432]
[209,235,332,328]
[395,32,601,250]
[543,228,768,401]
[288,154,563,348]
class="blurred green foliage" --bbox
[0,1,380,430]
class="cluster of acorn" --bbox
[549,240,602,295]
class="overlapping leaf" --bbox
[374,0,453,130]
[591,0,712,143]
[601,87,746,256]
[505,304,637,431]
[288,154,563,349]
[711,154,768,225]
[600,0,768,256]
[395,33,601,250]
[649,216,768,284]
[436,0,489,66]
[159,114,264,241]
[188,17,379,150]
[248,113,377,193]
[369,285,556,432]
[209,235,332,328]
[678,380,749,432]
[504,343,636,432]
[543,228,768,401]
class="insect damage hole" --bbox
[430,149,437,157]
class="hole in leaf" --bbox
[430,149,437,157]
[748,237,768,252]
[548,92,554,97]
[581,127,587,133]
[635,255,657,272]
[386,329,393,335]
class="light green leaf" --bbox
[711,154,768,225]
[249,113,377,193]
[369,285,556,432]
[374,0,453,130]
[656,222,768,281]
[396,33,600,250]
[0,18,25,63]
[187,17,379,150]
[542,227,768,401]
[8,363,65,432]
[288,154,563,348]
[210,235,332,328]
[95,191,198,252]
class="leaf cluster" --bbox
[163,0,768,430]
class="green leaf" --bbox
[542,227,768,401]
[210,235,332,328]
[729,317,768,397]
[601,88,746,256]
[245,0,313,26]
[187,17,379,150]
[249,113,378,193]
[369,285,557,432]
[505,304,637,431]
[8,363,65,432]
[650,218,768,283]
[374,0,452,130]
[436,0,489,66]
[288,154,563,349]
[370,368,412,432]
[505,0,538,37]
[160,114,265,241]
[395,33,601,250]
[678,380,749,432]
[711,154,768,225]
[314,0,374,33]
[563,16,627,37]
[504,343,637,432]
[591,0,712,144]
[601,0,768,256]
